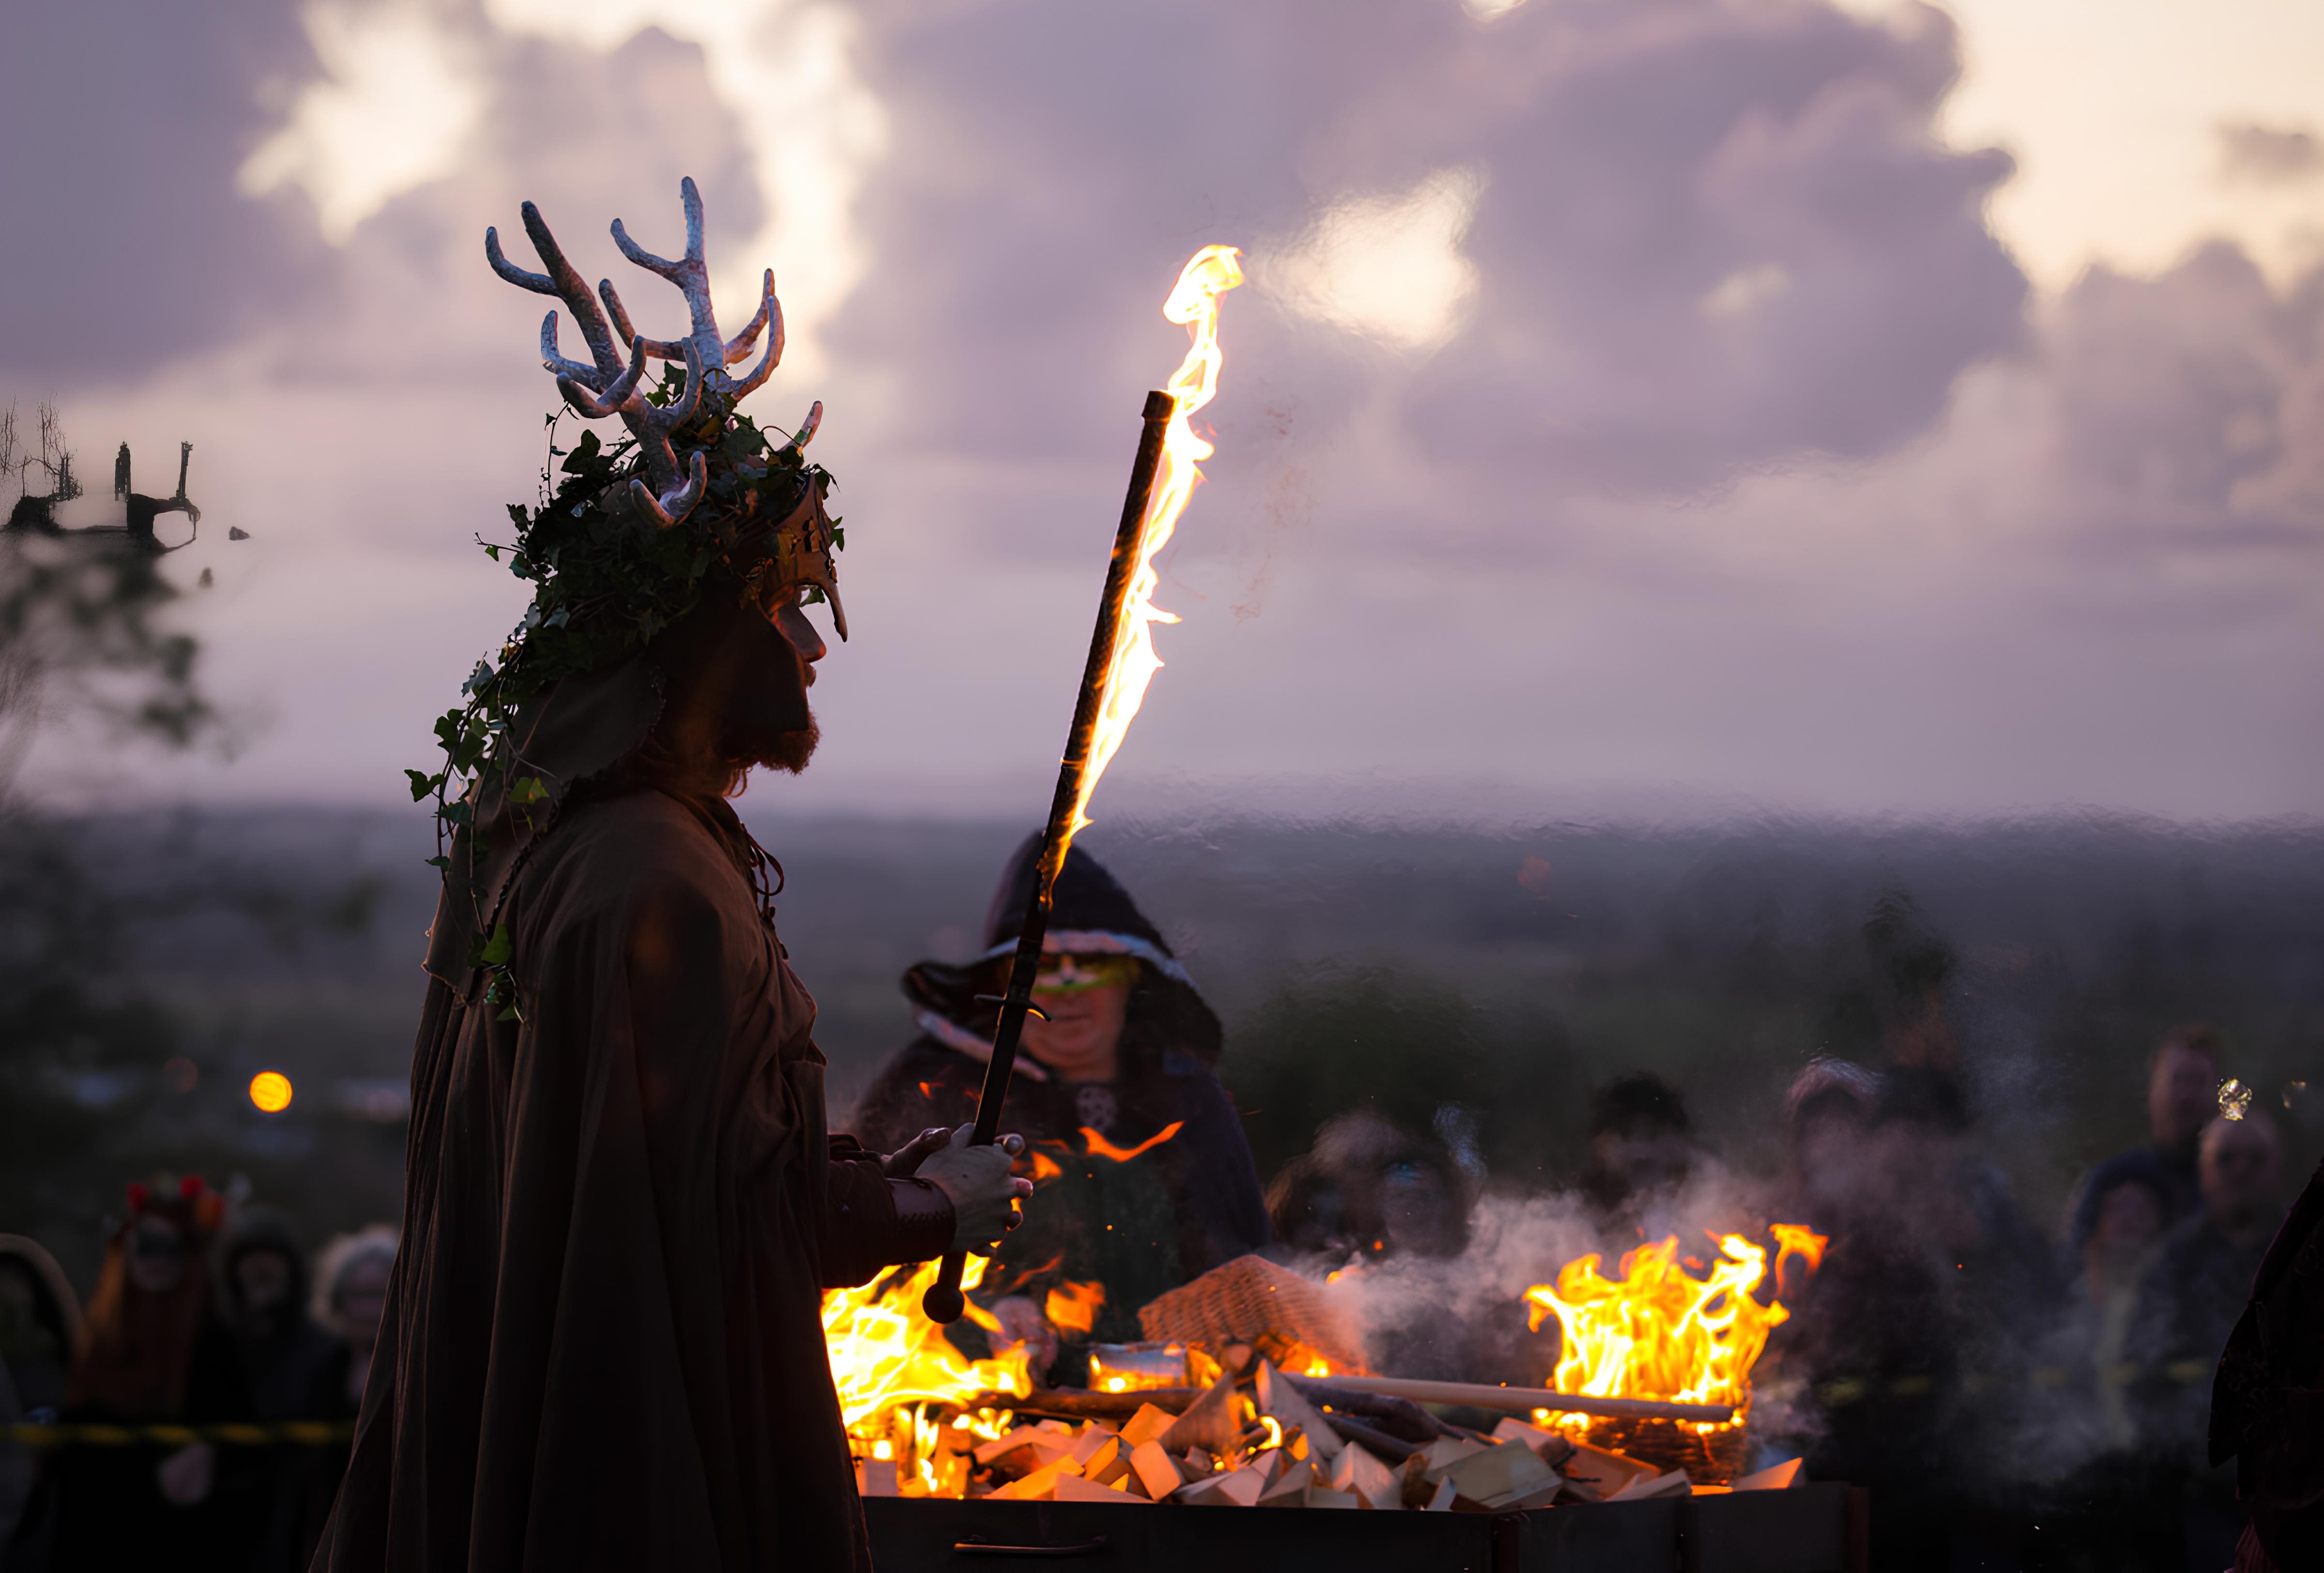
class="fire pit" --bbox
[860,1484,1867,1571]
[822,1224,1830,1521]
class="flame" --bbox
[1045,1280,1107,1335]
[1522,1227,1827,1424]
[1771,1221,1827,1279]
[822,1254,1031,1434]
[1026,1150,1065,1183]
[1069,244,1245,835]
[1081,1120,1185,1163]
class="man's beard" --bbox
[729,712,820,782]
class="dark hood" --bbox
[902,833,1223,1072]
[424,654,667,993]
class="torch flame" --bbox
[1522,1227,1827,1424]
[1070,244,1245,834]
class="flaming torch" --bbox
[923,245,1245,1324]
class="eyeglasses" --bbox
[1032,955,1137,993]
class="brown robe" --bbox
[313,778,950,1573]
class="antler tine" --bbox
[486,227,556,295]
[493,201,625,383]
[792,401,823,450]
[598,280,685,361]
[729,282,785,401]
[724,270,778,363]
[558,335,651,420]
[627,451,708,531]
[612,178,722,371]
[539,312,603,385]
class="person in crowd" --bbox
[1574,1072,1706,1239]
[2126,1111,2288,1571]
[1266,1109,1474,1262]
[1266,1110,1508,1382]
[312,1226,396,1412]
[2209,1147,2324,1573]
[2077,1167,2174,1442]
[218,1208,352,1573]
[1874,1067,2065,1331]
[0,1235,82,1565]
[853,836,1270,1373]
[2022,1162,2185,1573]
[51,1175,249,1573]
[1764,1057,1882,1234]
[2066,1026,2223,1254]
[1768,1067,2065,1572]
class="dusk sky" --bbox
[8,0,2324,821]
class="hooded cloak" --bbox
[315,660,952,1573]
[852,836,1269,1348]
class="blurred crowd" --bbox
[0,837,2310,1573]
[1266,1027,2304,1573]
[0,1190,394,1573]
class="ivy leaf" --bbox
[426,854,450,871]
[405,768,440,802]
[497,1003,524,1022]
[560,429,604,474]
[477,921,514,968]
[510,774,550,806]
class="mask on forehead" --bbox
[736,466,847,642]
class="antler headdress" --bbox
[486,176,818,535]
[411,179,849,952]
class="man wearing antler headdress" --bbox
[312,181,1030,1573]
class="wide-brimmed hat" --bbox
[903,833,1222,1071]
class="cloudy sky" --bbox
[7,0,2324,821]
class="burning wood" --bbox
[823,1225,1825,1507]
[1316,1374,1736,1425]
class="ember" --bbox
[1044,1279,1107,1335]
[1081,1119,1185,1163]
